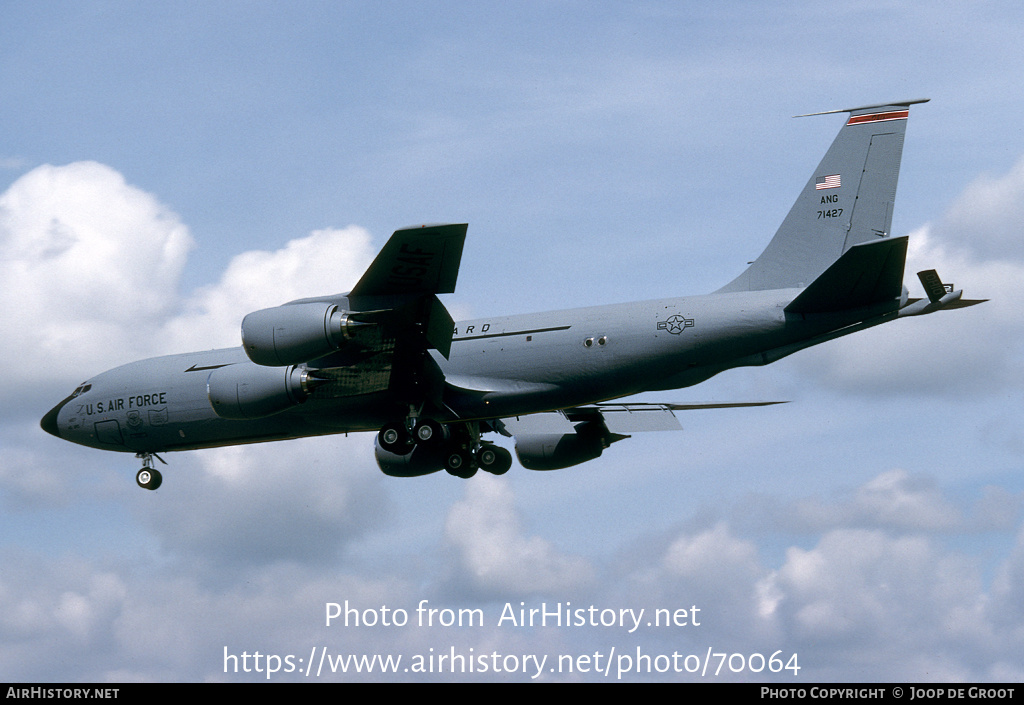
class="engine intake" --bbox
[241,302,367,366]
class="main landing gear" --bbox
[135,452,165,491]
[377,419,512,479]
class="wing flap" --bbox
[500,401,785,435]
[569,404,681,433]
[500,413,576,435]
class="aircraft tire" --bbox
[444,449,477,478]
[478,446,512,475]
[378,423,413,454]
[414,419,446,446]
[136,467,162,491]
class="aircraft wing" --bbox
[499,401,786,435]
[240,225,469,410]
[498,401,786,471]
[346,223,466,361]
[306,225,465,407]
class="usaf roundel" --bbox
[657,314,695,335]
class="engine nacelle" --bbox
[241,302,363,366]
[207,362,314,420]
[514,431,606,471]
[374,437,446,477]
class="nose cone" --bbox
[40,401,65,438]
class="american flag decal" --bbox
[815,174,841,190]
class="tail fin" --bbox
[718,99,929,293]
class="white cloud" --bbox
[614,521,780,647]
[937,155,1024,261]
[0,555,132,680]
[443,475,595,596]
[0,162,378,405]
[2,457,1023,681]
[662,522,761,588]
[162,225,375,352]
[0,162,193,388]
[752,469,987,534]
[767,527,995,680]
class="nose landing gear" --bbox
[135,452,165,491]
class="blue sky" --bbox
[2,1,1023,682]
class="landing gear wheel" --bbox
[136,467,162,491]
[444,449,477,479]
[477,446,512,475]
[414,419,445,445]
[378,423,413,454]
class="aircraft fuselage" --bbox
[41,286,892,455]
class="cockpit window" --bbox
[70,383,92,398]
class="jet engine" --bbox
[207,362,317,420]
[514,427,610,471]
[374,437,445,477]
[241,302,367,366]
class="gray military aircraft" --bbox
[41,99,983,489]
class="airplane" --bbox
[41,99,984,490]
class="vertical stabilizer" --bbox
[718,99,928,293]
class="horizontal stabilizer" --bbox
[785,236,907,314]
[940,298,988,310]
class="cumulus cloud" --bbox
[767,528,991,680]
[662,522,760,583]
[0,554,132,681]
[0,162,193,389]
[606,471,1024,681]
[0,162,377,406]
[990,522,1024,620]
[3,458,1024,681]
[935,155,1024,262]
[608,520,781,651]
[443,475,595,596]
[162,225,375,352]
[742,469,1017,534]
